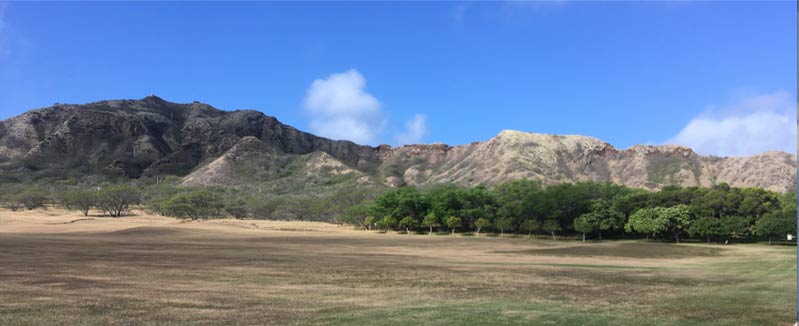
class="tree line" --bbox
[348,181,797,244]
[0,179,795,244]
[0,182,375,222]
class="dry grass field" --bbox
[0,208,795,325]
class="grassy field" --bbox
[0,209,795,325]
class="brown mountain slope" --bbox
[0,98,794,192]
[380,130,795,192]
[0,96,380,179]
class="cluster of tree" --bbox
[356,180,797,244]
[0,185,141,217]
[0,178,795,245]
[0,178,381,222]
[142,184,378,221]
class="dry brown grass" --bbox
[0,208,794,325]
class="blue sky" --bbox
[0,1,795,156]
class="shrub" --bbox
[162,190,224,220]
[61,190,96,216]
[96,185,141,217]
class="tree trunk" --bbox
[582,232,585,243]
[429,226,433,235]
[768,237,772,245]
[451,228,454,235]
[551,231,556,241]
[598,231,602,240]
[707,236,710,244]
[476,228,480,236]
[675,232,680,244]
[500,229,503,238]
[405,227,409,234]
[527,230,532,239]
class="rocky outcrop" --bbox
[0,97,795,192]
[0,96,380,178]
[377,130,796,192]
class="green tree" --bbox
[422,213,439,235]
[61,190,95,216]
[542,219,560,240]
[520,219,541,239]
[688,217,724,243]
[660,205,693,243]
[224,199,249,219]
[19,190,46,210]
[626,208,668,240]
[455,185,495,229]
[721,215,751,241]
[494,216,513,237]
[445,216,461,235]
[739,187,779,218]
[426,185,461,222]
[373,187,429,221]
[493,180,542,230]
[474,217,490,236]
[162,190,224,220]
[626,205,692,243]
[573,215,593,243]
[96,185,141,217]
[3,193,24,211]
[343,204,373,230]
[364,215,376,231]
[380,216,398,232]
[576,199,624,240]
[399,216,418,234]
[753,208,796,245]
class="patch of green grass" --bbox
[313,299,740,326]
[655,246,796,325]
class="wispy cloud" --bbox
[665,90,797,156]
[395,114,428,145]
[302,69,386,145]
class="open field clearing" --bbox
[0,209,795,326]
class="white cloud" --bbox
[395,114,428,145]
[665,90,797,156]
[302,69,385,145]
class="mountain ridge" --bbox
[0,97,795,192]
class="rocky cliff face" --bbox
[375,130,795,192]
[0,96,380,179]
[0,97,795,192]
